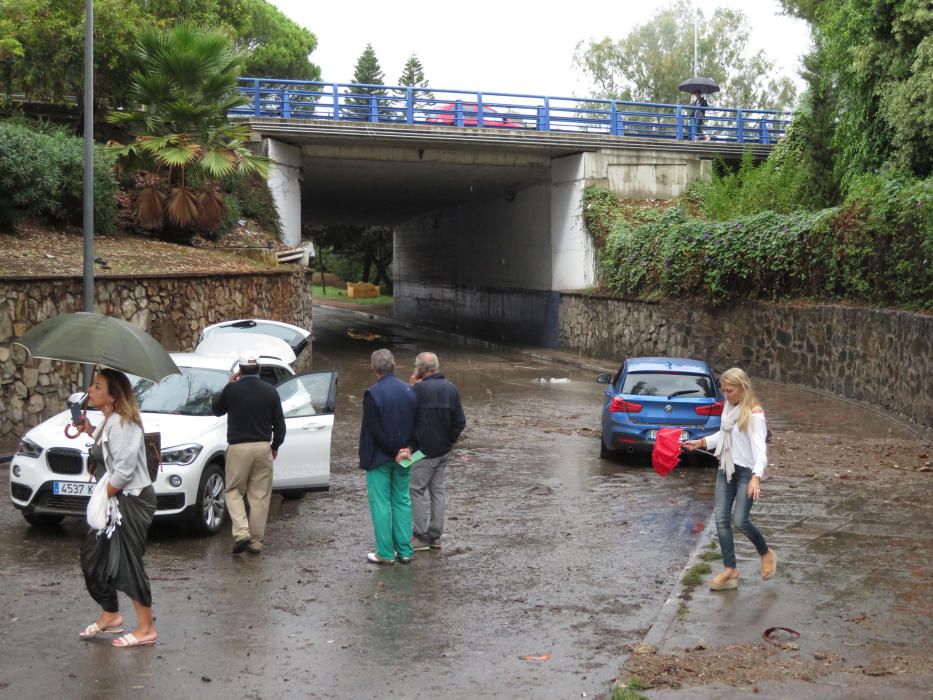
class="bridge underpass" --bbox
[248,119,773,346]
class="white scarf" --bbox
[715,401,740,483]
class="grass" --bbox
[681,562,712,587]
[699,550,723,562]
[311,284,393,306]
[611,679,649,700]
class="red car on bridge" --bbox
[426,102,526,129]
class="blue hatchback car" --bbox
[597,357,723,459]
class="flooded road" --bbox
[1,305,925,699]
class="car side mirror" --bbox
[595,373,612,384]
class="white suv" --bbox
[9,344,337,535]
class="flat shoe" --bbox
[366,552,395,565]
[112,632,156,648]
[761,549,777,580]
[79,622,124,638]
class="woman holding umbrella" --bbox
[77,368,158,647]
[683,368,776,590]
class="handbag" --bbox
[144,432,161,482]
[86,473,111,530]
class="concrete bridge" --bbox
[239,80,787,345]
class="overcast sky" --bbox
[267,0,812,100]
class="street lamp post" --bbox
[83,0,94,385]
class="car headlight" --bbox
[160,443,203,466]
[15,437,43,459]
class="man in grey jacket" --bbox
[399,352,466,551]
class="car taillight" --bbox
[610,396,642,413]
[695,401,724,416]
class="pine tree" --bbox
[397,54,434,101]
[343,43,388,120]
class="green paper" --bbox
[399,450,425,468]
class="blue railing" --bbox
[233,78,793,145]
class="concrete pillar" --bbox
[264,138,302,247]
[550,154,595,291]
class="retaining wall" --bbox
[0,269,314,441]
[559,294,932,428]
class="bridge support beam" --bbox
[263,138,302,247]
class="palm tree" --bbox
[108,23,268,233]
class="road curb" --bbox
[641,510,717,651]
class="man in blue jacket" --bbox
[400,352,466,551]
[359,348,418,564]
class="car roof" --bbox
[170,352,290,372]
[624,357,713,374]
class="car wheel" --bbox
[192,463,226,537]
[280,489,306,501]
[22,512,65,527]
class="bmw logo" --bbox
[664,404,673,413]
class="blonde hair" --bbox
[99,368,143,430]
[719,367,761,432]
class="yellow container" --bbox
[347,282,380,298]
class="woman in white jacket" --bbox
[684,367,776,590]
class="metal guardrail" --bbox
[233,78,793,145]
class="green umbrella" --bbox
[14,312,180,383]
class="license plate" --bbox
[53,481,95,497]
[647,430,689,441]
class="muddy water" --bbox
[2,306,917,699]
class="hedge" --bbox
[0,120,118,232]
[589,172,933,310]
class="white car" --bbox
[9,348,337,536]
[199,319,311,359]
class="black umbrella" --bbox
[678,77,720,95]
[14,312,180,383]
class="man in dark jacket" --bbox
[211,353,286,555]
[400,352,466,551]
[360,348,418,565]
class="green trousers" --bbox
[366,461,413,560]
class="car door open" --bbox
[272,371,338,492]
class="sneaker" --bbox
[397,555,412,564]
[366,552,395,565]
[411,537,431,551]
[429,539,442,549]
[232,538,250,555]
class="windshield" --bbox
[621,372,715,398]
[129,367,228,416]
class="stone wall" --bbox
[0,269,314,441]
[559,294,932,428]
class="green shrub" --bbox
[224,174,281,238]
[0,120,118,232]
[589,170,933,309]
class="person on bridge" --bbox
[399,352,466,551]
[683,367,776,590]
[212,353,286,555]
[690,90,710,141]
[360,348,418,565]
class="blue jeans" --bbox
[714,465,769,569]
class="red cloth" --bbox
[652,428,684,476]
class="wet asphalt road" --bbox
[0,306,717,699]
